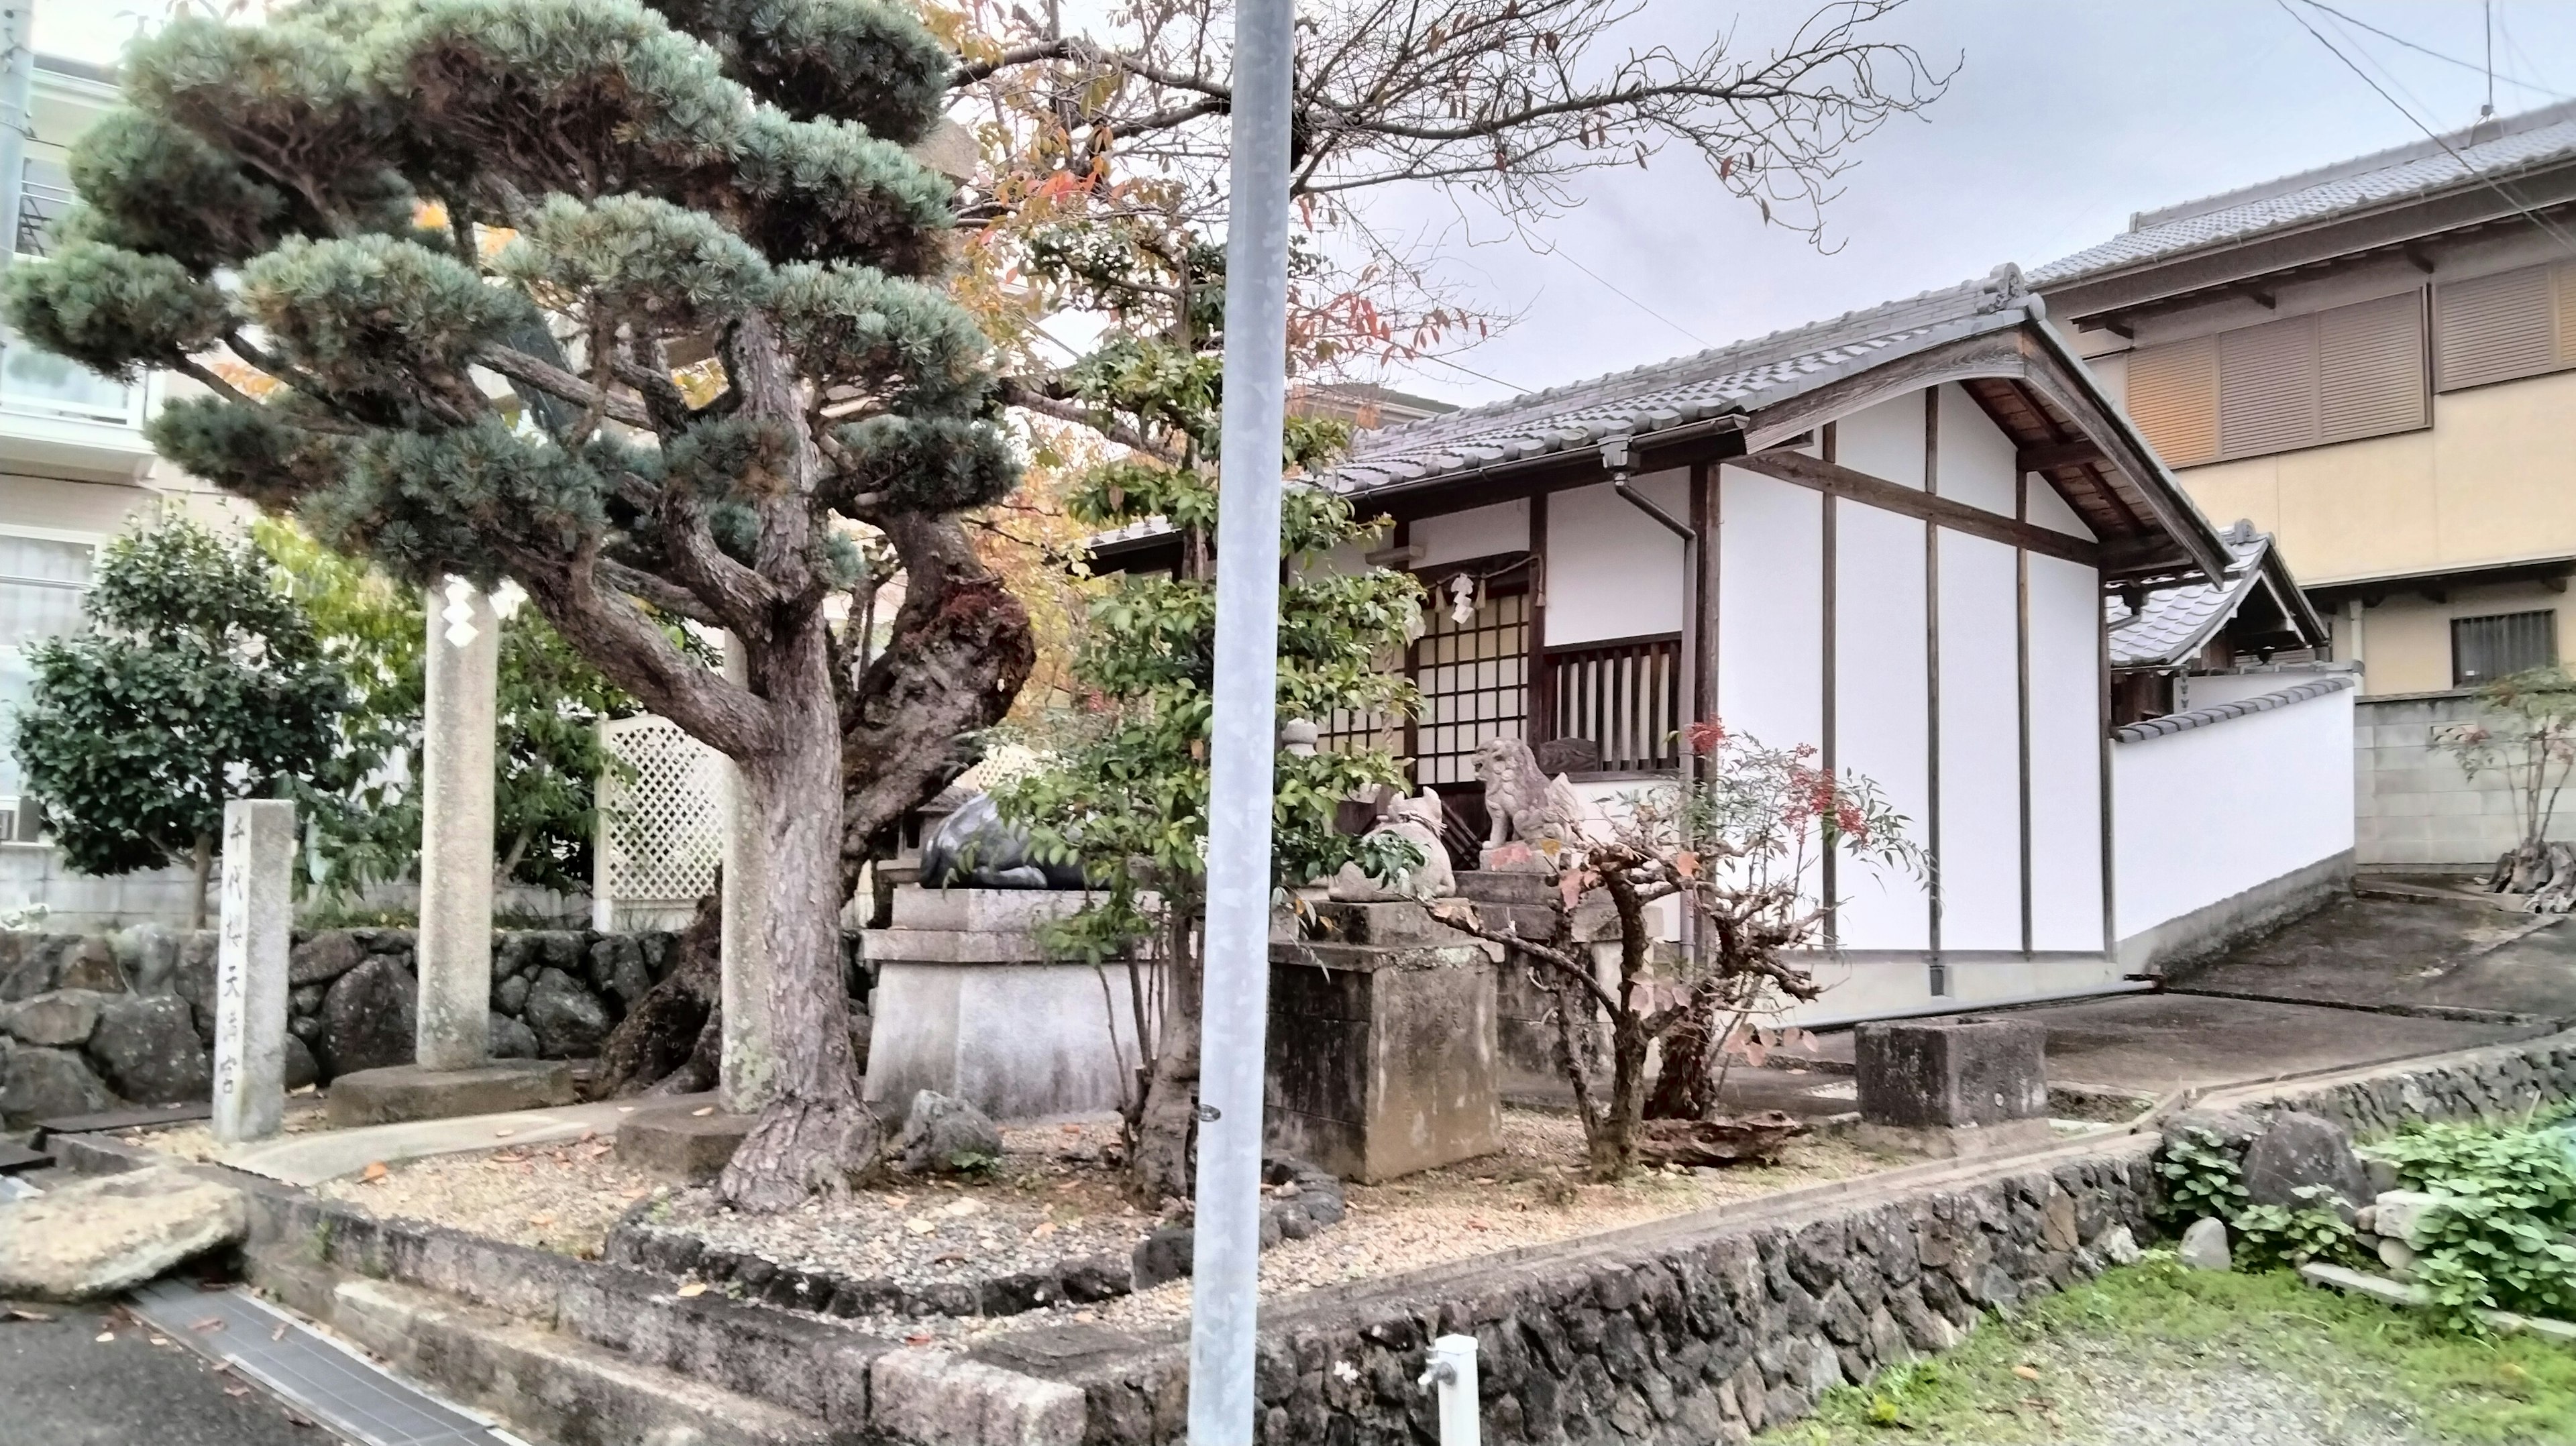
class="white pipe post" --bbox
[1187,0,1294,1440]
[1418,1335,1481,1446]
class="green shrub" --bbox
[2153,1126,2248,1225]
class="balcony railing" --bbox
[1546,632,1682,773]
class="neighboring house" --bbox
[0,56,237,924]
[2034,99,2576,871]
[1288,382,1457,431]
[1097,268,2356,1021]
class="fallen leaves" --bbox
[270,1323,288,1342]
[95,1331,115,1343]
[528,1212,556,1228]
[2,1306,54,1323]
[2012,1363,2042,1381]
[906,1217,938,1235]
[361,1161,389,1184]
[691,1107,716,1118]
[675,1282,710,1298]
[223,1386,252,1399]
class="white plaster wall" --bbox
[1935,531,2025,950]
[1937,383,2020,518]
[1413,498,1528,568]
[2026,552,2107,951]
[1832,502,1931,950]
[2027,478,2096,540]
[2177,668,2349,711]
[1715,466,1822,748]
[2114,684,2355,938]
[1831,395,1924,488]
[1544,475,1685,645]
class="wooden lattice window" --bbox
[1409,586,1529,786]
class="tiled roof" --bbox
[2105,524,2273,667]
[2033,99,2576,286]
[1328,268,2034,494]
[2111,675,2356,744]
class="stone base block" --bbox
[325,1061,576,1127]
[614,1097,753,1184]
[1851,1117,2056,1160]
[1266,942,1500,1182]
[863,958,1151,1122]
[1855,1016,2047,1131]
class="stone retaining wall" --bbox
[2204,1029,2576,1138]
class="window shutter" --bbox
[2317,290,2426,443]
[2218,313,2322,457]
[2125,335,2219,467]
[2436,263,2559,390]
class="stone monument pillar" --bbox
[212,799,294,1144]
[327,579,574,1126]
[417,577,499,1070]
[718,634,776,1115]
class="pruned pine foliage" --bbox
[3,0,1033,1211]
[13,512,349,928]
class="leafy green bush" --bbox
[2359,1119,2576,1329]
[2233,1186,2366,1270]
[2153,1126,2249,1224]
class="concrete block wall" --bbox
[2353,692,2533,871]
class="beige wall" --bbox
[2331,577,2576,698]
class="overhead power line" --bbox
[2292,0,2569,102]
[2277,0,2576,258]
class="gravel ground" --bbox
[129,1099,333,1163]
[1919,1338,2430,1445]
[311,1133,667,1258]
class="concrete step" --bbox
[327,1276,841,1446]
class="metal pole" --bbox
[1187,0,1293,1442]
[0,1,36,266]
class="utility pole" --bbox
[0,0,36,265]
[1185,0,1293,1441]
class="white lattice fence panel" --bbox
[597,715,724,925]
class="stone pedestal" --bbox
[1267,906,1501,1182]
[417,580,498,1071]
[1854,1016,2052,1159]
[325,1060,576,1127]
[614,1095,754,1184]
[212,799,295,1144]
[861,888,1150,1122]
[1446,872,1570,1095]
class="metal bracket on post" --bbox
[1417,1335,1480,1446]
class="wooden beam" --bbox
[1733,449,2102,569]
[2016,440,2106,475]
[1690,462,1717,727]
[1527,493,1552,743]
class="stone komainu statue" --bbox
[1474,735,1584,853]
[1328,789,1457,901]
[918,793,1088,890]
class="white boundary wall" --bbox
[2112,679,2355,966]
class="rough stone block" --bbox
[1265,942,1500,1182]
[870,1347,1086,1446]
[2241,1110,2369,1211]
[325,1060,576,1126]
[1855,1017,2047,1130]
[615,1097,755,1184]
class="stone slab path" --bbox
[213,1098,676,1187]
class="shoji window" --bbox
[2435,261,2576,391]
[2123,290,2428,465]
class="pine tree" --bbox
[5,0,1031,1209]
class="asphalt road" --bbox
[0,1297,329,1446]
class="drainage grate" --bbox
[129,1278,528,1446]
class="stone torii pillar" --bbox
[326,578,574,1125]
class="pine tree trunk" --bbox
[592,883,722,1098]
[719,614,879,1211]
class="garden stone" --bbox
[114,924,182,995]
[2096,1225,2141,1266]
[1132,1224,1195,1290]
[1,989,111,1048]
[0,1166,248,1301]
[290,984,325,1016]
[523,967,610,1058]
[494,972,530,1015]
[490,1015,540,1060]
[2178,1217,2232,1271]
[2377,1237,2418,1278]
[288,930,368,987]
[2241,1110,2370,1211]
[54,937,124,995]
[895,1089,1004,1174]
[318,955,418,1077]
[2371,1190,2447,1243]
[87,995,212,1104]
[283,1034,320,1091]
[173,935,219,1039]
[288,1014,323,1043]
[0,1041,115,1126]
[2165,1107,2261,1150]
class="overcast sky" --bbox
[39,1,2576,408]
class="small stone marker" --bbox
[1854,1015,2051,1158]
[417,579,498,1070]
[213,799,295,1144]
